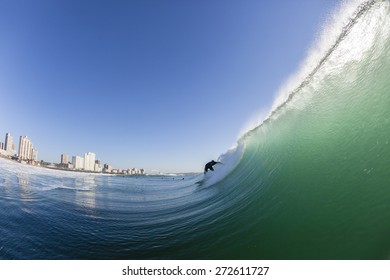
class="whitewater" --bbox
[1,0,390,259]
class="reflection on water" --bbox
[74,176,97,189]
[17,174,35,200]
[17,174,29,186]
[0,172,36,201]
[74,176,97,210]
[0,159,102,209]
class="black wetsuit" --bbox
[204,160,218,173]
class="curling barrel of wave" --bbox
[200,0,390,259]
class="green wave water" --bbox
[209,0,390,259]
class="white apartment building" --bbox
[94,161,102,172]
[72,156,84,170]
[84,152,96,171]
[18,136,33,160]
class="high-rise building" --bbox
[18,136,33,160]
[5,133,14,156]
[84,152,96,171]
[72,156,84,170]
[61,154,68,164]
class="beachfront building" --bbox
[0,141,6,157]
[5,133,15,156]
[61,154,68,164]
[103,164,112,173]
[18,136,34,161]
[94,160,102,172]
[72,156,84,170]
[84,152,96,171]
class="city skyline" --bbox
[0,133,38,163]
[0,0,340,172]
[0,131,144,174]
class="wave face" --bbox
[221,0,390,259]
[1,0,390,260]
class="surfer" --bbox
[204,160,220,174]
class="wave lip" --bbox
[240,0,386,139]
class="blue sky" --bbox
[0,0,339,173]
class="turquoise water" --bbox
[1,0,390,259]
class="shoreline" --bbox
[0,155,145,177]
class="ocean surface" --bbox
[1,0,390,259]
